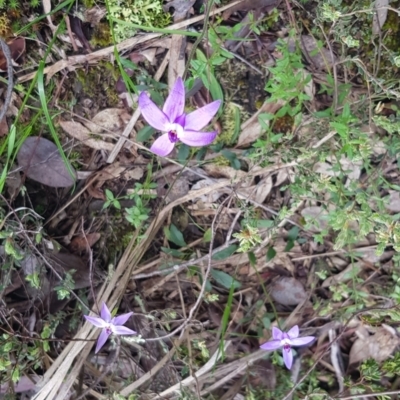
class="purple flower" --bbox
[139,77,221,157]
[260,326,315,370]
[84,303,136,354]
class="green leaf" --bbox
[137,126,155,142]
[203,228,212,243]
[178,143,190,161]
[161,247,185,257]
[164,224,187,247]
[211,269,241,290]
[212,244,238,260]
[257,219,274,228]
[266,246,276,261]
[248,251,256,267]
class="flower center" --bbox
[166,123,184,143]
[105,325,113,335]
[283,343,291,352]
[168,130,178,143]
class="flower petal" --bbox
[112,312,133,326]
[184,100,221,131]
[179,130,217,147]
[95,329,110,354]
[260,339,283,351]
[84,315,107,328]
[289,336,315,347]
[139,92,170,131]
[113,326,137,335]
[100,303,111,323]
[287,325,299,339]
[272,327,283,341]
[163,77,185,123]
[150,133,175,156]
[283,347,293,370]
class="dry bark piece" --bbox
[17,136,77,187]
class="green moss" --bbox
[108,0,171,43]
[0,13,11,37]
[216,102,248,146]
[75,61,120,106]
[90,23,112,48]
[212,155,230,167]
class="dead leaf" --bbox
[83,108,131,134]
[373,0,389,34]
[321,262,362,288]
[237,100,285,147]
[0,116,8,137]
[314,156,362,186]
[49,250,91,289]
[301,206,329,232]
[0,37,25,71]
[223,0,279,19]
[287,35,337,71]
[203,164,249,182]
[164,0,195,20]
[385,190,400,213]
[157,175,189,203]
[17,137,77,187]
[84,6,107,25]
[270,277,307,306]
[69,233,101,254]
[191,179,223,203]
[59,120,115,151]
[349,324,400,366]
[6,164,22,201]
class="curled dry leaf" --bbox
[321,262,362,288]
[17,137,77,187]
[237,100,285,147]
[59,120,115,151]
[349,324,400,366]
[269,277,307,306]
[83,108,131,134]
[203,164,249,183]
[191,179,223,203]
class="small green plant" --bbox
[107,0,171,43]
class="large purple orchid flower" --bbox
[139,77,221,157]
[84,303,137,354]
[260,326,315,370]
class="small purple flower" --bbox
[260,325,315,370]
[84,303,136,354]
[139,77,221,157]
